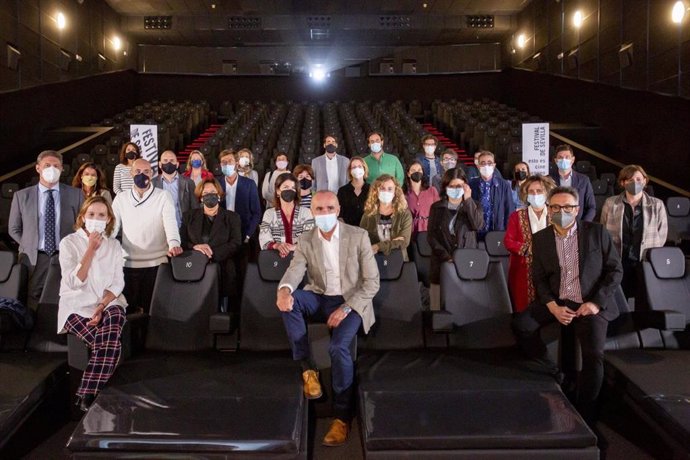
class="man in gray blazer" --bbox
[153,150,199,227]
[276,190,379,447]
[311,135,350,193]
[9,150,84,309]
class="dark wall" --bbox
[503,68,690,189]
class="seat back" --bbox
[359,250,423,350]
[483,231,509,281]
[605,286,642,350]
[666,197,690,243]
[0,183,18,237]
[441,248,514,349]
[409,231,431,287]
[145,251,220,351]
[0,251,27,304]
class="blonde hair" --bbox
[74,196,116,237]
[185,150,207,172]
[237,148,254,173]
[347,156,369,181]
[519,175,556,204]
[363,174,407,216]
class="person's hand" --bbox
[86,308,103,327]
[371,243,380,253]
[576,302,600,317]
[193,244,213,258]
[276,287,294,312]
[327,306,349,328]
[461,183,472,199]
[168,246,183,257]
[392,236,405,242]
[274,242,294,258]
[547,302,577,326]
[86,230,103,252]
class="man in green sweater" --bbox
[363,131,405,185]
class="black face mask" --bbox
[133,173,150,189]
[161,162,178,174]
[410,172,423,183]
[202,194,220,208]
[125,151,137,160]
[325,144,337,154]
[514,170,527,181]
[280,189,297,203]
[299,178,312,190]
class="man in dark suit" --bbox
[512,186,623,424]
[9,150,84,309]
[469,150,514,239]
[549,144,596,222]
[153,150,199,227]
[217,149,261,243]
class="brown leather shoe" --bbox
[302,369,322,399]
[323,418,349,446]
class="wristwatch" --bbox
[341,305,353,315]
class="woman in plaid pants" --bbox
[57,196,127,411]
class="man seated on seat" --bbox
[512,186,622,424]
[276,191,380,447]
[112,159,182,314]
[153,150,199,228]
[9,150,83,310]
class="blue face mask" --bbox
[556,158,572,171]
[221,165,235,177]
[314,213,338,232]
[446,187,464,200]
[191,159,203,169]
[370,142,382,153]
[527,194,546,208]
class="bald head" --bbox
[311,190,340,216]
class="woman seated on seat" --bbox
[57,196,127,411]
[237,148,259,186]
[262,151,291,205]
[293,164,315,209]
[504,175,556,312]
[405,159,440,239]
[259,173,314,258]
[337,156,370,226]
[183,150,214,186]
[72,162,112,204]
[360,174,413,260]
[113,142,140,195]
[180,177,243,304]
[427,168,484,310]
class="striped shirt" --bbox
[113,164,134,195]
[554,222,583,303]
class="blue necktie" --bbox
[45,190,56,256]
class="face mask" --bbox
[41,166,61,184]
[552,211,576,229]
[378,190,395,204]
[81,175,97,187]
[161,162,178,175]
[370,142,382,153]
[202,194,220,208]
[299,178,312,190]
[446,187,464,200]
[222,165,235,177]
[443,160,457,170]
[325,144,337,154]
[280,189,297,203]
[625,182,644,195]
[276,160,288,170]
[191,159,203,169]
[423,145,436,156]
[85,218,107,234]
[125,151,137,161]
[133,173,150,189]
[527,193,546,208]
[480,165,495,178]
[351,167,365,179]
[410,172,423,183]
[314,213,338,232]
[239,157,250,167]
[514,170,527,181]
[556,158,572,171]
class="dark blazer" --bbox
[549,170,596,222]
[469,174,515,233]
[219,175,261,240]
[531,220,623,321]
[180,207,242,264]
[8,183,84,266]
[152,174,199,217]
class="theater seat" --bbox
[409,231,431,287]
[666,197,690,247]
[483,231,509,282]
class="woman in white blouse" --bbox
[57,195,127,411]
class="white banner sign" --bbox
[522,123,550,176]
[130,124,159,177]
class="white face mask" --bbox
[239,157,250,167]
[378,190,395,204]
[85,218,107,234]
[351,167,365,179]
[370,142,382,153]
[527,193,546,209]
[41,166,61,184]
[423,145,436,156]
[276,160,288,170]
[479,165,495,178]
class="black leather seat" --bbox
[409,231,431,288]
[483,231,509,283]
[0,251,28,337]
[667,197,690,248]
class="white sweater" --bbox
[112,186,180,268]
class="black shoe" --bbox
[78,394,95,412]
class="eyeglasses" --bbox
[548,204,578,213]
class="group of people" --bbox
[6,133,668,446]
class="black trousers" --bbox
[512,299,609,415]
[20,252,52,311]
[123,266,159,314]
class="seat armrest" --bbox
[635,310,686,331]
[431,310,454,333]
[209,312,231,333]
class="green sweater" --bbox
[364,153,405,185]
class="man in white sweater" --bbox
[112,159,183,314]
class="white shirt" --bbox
[225,176,239,212]
[559,172,572,187]
[57,229,127,332]
[527,206,548,234]
[318,223,342,295]
[325,155,339,193]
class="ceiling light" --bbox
[672,1,687,24]
[573,10,584,29]
[516,34,526,49]
[56,12,66,30]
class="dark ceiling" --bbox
[106,0,528,47]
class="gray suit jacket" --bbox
[9,183,84,266]
[311,154,350,192]
[279,223,380,333]
[152,174,199,216]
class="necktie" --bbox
[45,190,56,256]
